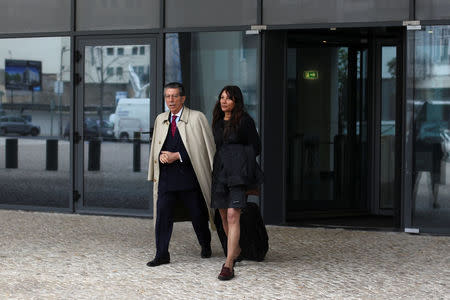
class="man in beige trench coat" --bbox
[147,82,216,267]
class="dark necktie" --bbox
[171,115,177,136]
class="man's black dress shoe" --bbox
[146,255,170,267]
[201,245,212,258]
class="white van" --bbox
[110,98,150,141]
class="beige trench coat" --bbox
[147,107,216,229]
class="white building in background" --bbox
[83,45,150,85]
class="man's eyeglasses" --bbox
[164,94,181,99]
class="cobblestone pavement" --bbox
[0,210,448,300]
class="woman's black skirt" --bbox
[211,185,247,209]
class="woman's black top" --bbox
[213,112,261,157]
[212,112,262,192]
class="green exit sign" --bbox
[303,70,319,80]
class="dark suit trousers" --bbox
[155,188,211,258]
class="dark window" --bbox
[140,46,145,55]
[132,47,138,55]
[416,0,450,20]
[106,67,114,76]
[12,117,24,122]
[76,0,159,30]
[165,0,257,27]
[263,0,409,25]
[117,48,124,55]
[106,48,114,55]
[0,0,71,34]
[116,67,123,76]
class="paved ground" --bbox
[0,210,448,300]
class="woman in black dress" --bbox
[211,85,261,280]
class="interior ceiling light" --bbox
[428,30,433,34]
[330,27,337,31]
[322,40,327,43]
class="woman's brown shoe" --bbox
[218,264,234,280]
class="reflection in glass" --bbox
[286,45,368,215]
[380,46,397,210]
[0,37,71,208]
[165,32,259,127]
[411,26,450,230]
[83,44,152,210]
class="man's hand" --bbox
[159,151,181,164]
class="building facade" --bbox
[0,0,449,234]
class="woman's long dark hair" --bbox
[212,85,245,137]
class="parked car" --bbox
[96,120,115,140]
[63,118,115,140]
[0,116,40,136]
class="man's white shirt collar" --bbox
[170,107,183,119]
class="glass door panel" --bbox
[409,26,450,232]
[0,37,71,209]
[75,37,156,214]
[286,44,368,216]
[357,49,369,207]
[379,45,398,211]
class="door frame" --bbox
[279,29,404,229]
[284,34,374,218]
[73,34,159,216]
[371,38,403,225]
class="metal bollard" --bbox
[88,139,101,171]
[46,139,58,171]
[5,138,18,169]
[133,132,141,172]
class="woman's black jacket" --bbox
[212,113,262,192]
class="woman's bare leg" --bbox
[219,209,229,236]
[224,208,241,269]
